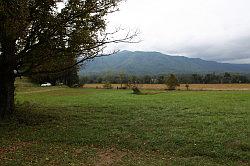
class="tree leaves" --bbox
[1,0,137,76]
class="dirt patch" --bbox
[95,148,127,166]
[0,141,33,156]
[18,89,61,94]
[225,141,250,152]
[47,91,92,97]
[141,92,165,95]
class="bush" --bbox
[165,74,180,90]
[103,82,113,89]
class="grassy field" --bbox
[0,86,249,165]
[83,84,250,91]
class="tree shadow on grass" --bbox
[0,101,58,127]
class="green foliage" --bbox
[165,74,180,90]
[118,72,126,88]
[0,0,125,75]
[0,0,137,118]
[79,72,250,85]
[30,66,79,86]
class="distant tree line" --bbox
[80,72,250,85]
[30,66,79,87]
[29,72,250,87]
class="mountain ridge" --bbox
[79,50,250,75]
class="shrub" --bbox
[165,74,180,90]
[103,82,113,89]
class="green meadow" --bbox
[0,87,249,165]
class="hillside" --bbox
[80,50,250,75]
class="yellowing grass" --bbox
[83,84,250,90]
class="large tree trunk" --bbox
[0,38,16,119]
[0,70,15,119]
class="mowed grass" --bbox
[0,87,249,165]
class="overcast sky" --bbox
[106,0,250,64]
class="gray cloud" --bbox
[176,36,250,63]
[107,0,250,64]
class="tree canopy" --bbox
[0,0,136,118]
[1,0,136,75]
[165,74,180,90]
